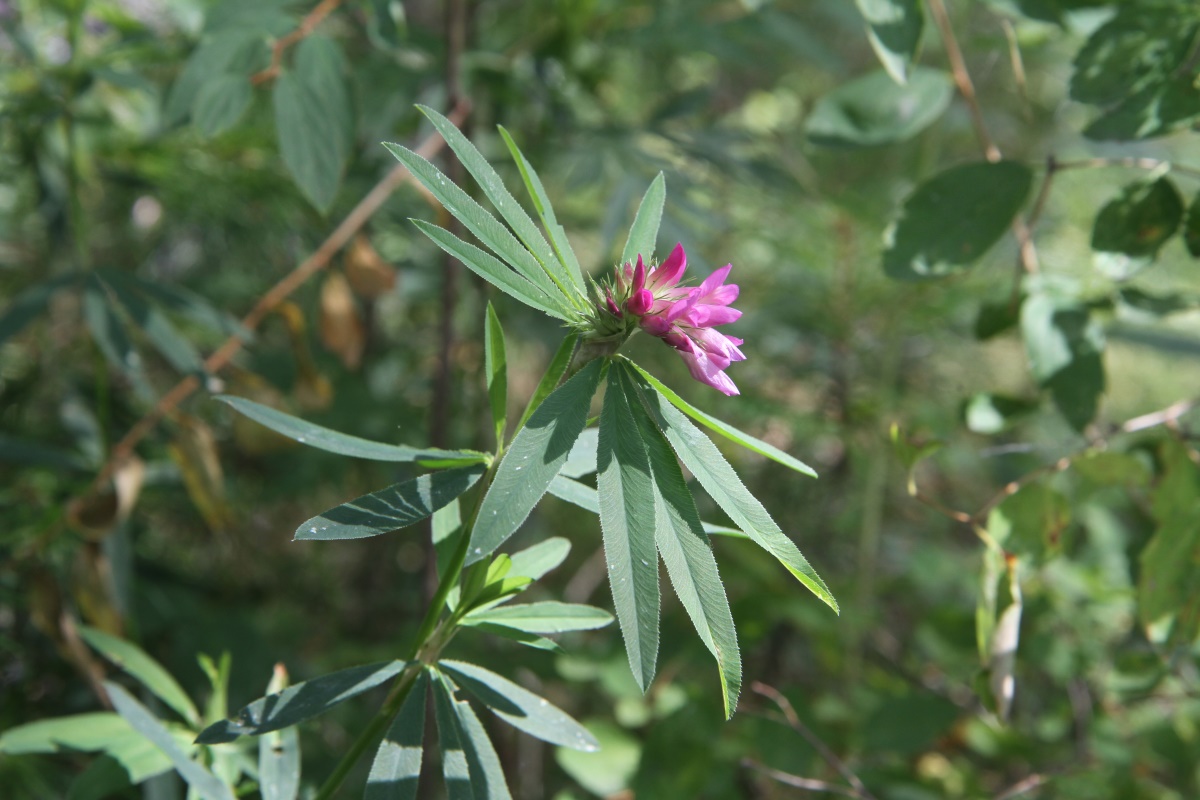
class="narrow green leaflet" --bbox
[0,712,172,784]
[192,74,252,138]
[434,498,464,581]
[548,474,746,539]
[411,220,568,320]
[384,142,570,311]
[105,274,205,374]
[418,106,581,304]
[619,366,741,718]
[627,366,838,613]
[196,661,408,744]
[485,303,508,447]
[463,601,613,634]
[103,270,249,339]
[296,465,485,541]
[559,428,599,478]
[468,360,604,564]
[440,660,599,751]
[883,161,1033,281]
[365,671,428,800]
[258,668,300,800]
[464,623,561,652]
[274,70,347,213]
[497,125,586,290]
[216,396,489,466]
[432,671,510,800]
[0,273,78,345]
[626,360,816,478]
[516,333,578,430]
[508,537,571,581]
[83,278,151,395]
[105,682,236,800]
[854,0,924,84]
[597,365,661,692]
[80,627,200,727]
[456,696,513,800]
[620,173,666,266]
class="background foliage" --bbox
[3,0,1200,797]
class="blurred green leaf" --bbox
[1021,292,1106,431]
[196,661,409,744]
[105,682,235,800]
[1071,5,1200,106]
[103,274,205,374]
[216,396,489,466]
[485,303,508,447]
[854,0,924,84]
[1082,75,1200,141]
[191,74,252,138]
[468,359,604,563]
[1185,192,1200,256]
[987,483,1070,560]
[962,392,1037,435]
[0,274,78,346]
[1118,287,1199,316]
[0,712,170,786]
[1072,451,1152,488]
[620,172,666,266]
[1139,504,1200,633]
[295,35,353,154]
[555,720,640,797]
[1091,177,1183,278]
[884,161,1033,280]
[80,627,200,727]
[806,67,952,146]
[274,71,346,213]
[365,671,428,800]
[464,601,612,634]
[975,300,1021,340]
[597,364,662,693]
[440,660,599,751]
[165,32,268,125]
[862,692,960,756]
[258,666,300,800]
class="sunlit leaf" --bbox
[80,627,200,727]
[365,671,428,800]
[620,173,666,266]
[432,670,512,800]
[507,537,571,581]
[258,665,300,800]
[463,601,612,634]
[854,0,924,84]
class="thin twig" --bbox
[927,0,1000,162]
[250,0,345,86]
[994,772,1052,800]
[751,682,877,800]
[80,101,470,502]
[742,760,868,799]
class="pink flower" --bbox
[619,243,745,396]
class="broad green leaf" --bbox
[105,682,236,800]
[383,143,568,309]
[165,31,268,125]
[365,670,428,800]
[0,713,166,781]
[411,220,568,320]
[1119,288,1199,316]
[294,35,353,155]
[559,427,599,478]
[203,0,296,35]
[440,660,599,751]
[463,601,612,634]
[620,173,666,267]
[196,660,408,744]
[516,333,578,431]
[105,274,204,373]
[258,666,299,800]
[1091,177,1184,279]
[619,367,741,718]
[962,393,1037,435]
[432,671,510,800]
[274,72,346,213]
[497,125,586,290]
[626,366,838,613]
[468,360,604,563]
[987,483,1070,561]
[625,361,817,478]
[79,627,200,727]
[597,365,661,691]
[216,396,489,466]
[1021,292,1105,431]
[884,161,1033,280]
[484,303,508,447]
[1070,6,1200,106]
[1082,76,1200,141]
[191,74,252,138]
[806,67,952,147]
[1139,504,1200,634]
[854,0,923,84]
[0,273,78,345]
[296,465,485,541]
[1072,451,1152,488]
[418,106,581,303]
[974,300,1021,340]
[508,537,571,580]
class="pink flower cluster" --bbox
[613,243,745,396]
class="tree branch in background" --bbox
[251,0,346,86]
[80,101,471,503]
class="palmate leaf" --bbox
[597,364,661,692]
[617,366,742,718]
[296,464,485,541]
[620,173,666,266]
[418,106,584,303]
[432,670,511,800]
[365,670,429,800]
[79,627,200,727]
[383,142,573,315]
[105,683,235,800]
[196,661,409,744]
[439,660,598,751]
[467,359,604,564]
[624,364,838,613]
[216,396,489,467]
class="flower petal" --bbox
[648,243,687,290]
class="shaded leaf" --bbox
[620,173,666,266]
[274,71,345,213]
[558,427,599,478]
[1071,6,1200,106]
[196,661,408,744]
[217,396,489,466]
[1082,75,1200,142]
[1186,192,1200,257]
[468,360,604,563]
[0,274,79,345]
[440,660,598,751]
[1021,292,1106,431]
[806,67,951,146]
[365,671,428,800]
[165,32,268,125]
[104,274,204,374]
[854,0,924,84]
[1091,177,1184,279]
[485,303,508,447]
[962,393,1037,435]
[80,627,200,727]
[987,483,1070,560]
[884,161,1033,280]
[192,74,252,138]
[432,671,511,800]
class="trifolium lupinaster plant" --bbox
[200,106,839,799]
